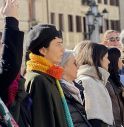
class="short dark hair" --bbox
[26,24,62,55]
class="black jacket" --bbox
[25,71,67,127]
[106,77,124,127]
[0,17,24,103]
[61,82,92,127]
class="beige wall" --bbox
[120,0,124,30]
[18,0,30,31]
[0,0,29,31]
[0,0,121,49]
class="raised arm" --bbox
[0,0,24,103]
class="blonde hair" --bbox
[74,42,108,80]
[73,41,90,66]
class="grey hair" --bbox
[60,49,75,67]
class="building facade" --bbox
[119,0,124,30]
[0,0,120,49]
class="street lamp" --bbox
[86,1,103,43]
[102,8,109,32]
[102,8,109,19]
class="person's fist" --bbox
[0,0,18,18]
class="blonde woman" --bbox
[74,42,114,127]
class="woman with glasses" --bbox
[101,30,121,49]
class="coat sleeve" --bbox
[0,17,24,102]
[30,76,55,127]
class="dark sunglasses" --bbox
[108,37,120,42]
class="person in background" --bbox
[101,30,121,49]
[24,24,73,127]
[119,30,124,85]
[102,30,124,86]
[75,42,114,127]
[107,48,124,127]
[60,49,92,127]
[120,30,124,50]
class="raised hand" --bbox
[0,0,18,19]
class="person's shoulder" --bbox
[25,71,55,86]
[25,71,47,81]
[76,75,94,83]
[25,71,54,91]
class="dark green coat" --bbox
[25,71,67,127]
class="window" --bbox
[115,0,119,6]
[76,16,82,32]
[99,26,103,33]
[104,0,108,4]
[111,20,120,31]
[81,0,88,5]
[105,19,109,30]
[110,0,119,6]
[111,20,115,30]
[59,14,64,31]
[98,0,102,3]
[110,0,114,5]
[68,15,73,32]
[116,20,120,31]
[29,0,35,21]
[83,17,87,39]
[50,13,55,25]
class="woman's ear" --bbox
[39,47,47,56]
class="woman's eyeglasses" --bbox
[108,37,120,42]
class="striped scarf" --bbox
[27,53,74,127]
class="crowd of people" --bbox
[0,0,124,127]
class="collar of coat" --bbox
[77,64,110,85]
